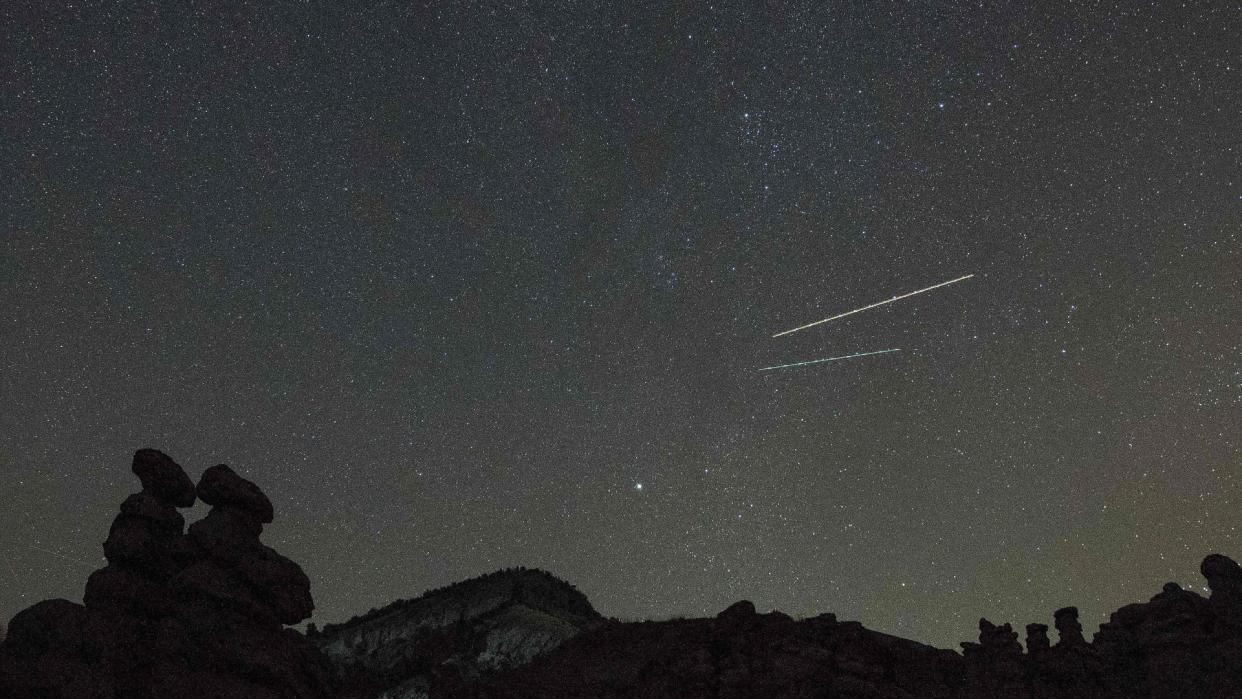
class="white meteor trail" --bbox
[772,274,974,338]
[757,348,901,371]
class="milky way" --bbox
[2,2,1239,649]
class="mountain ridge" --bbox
[310,567,603,698]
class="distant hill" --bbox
[311,567,602,697]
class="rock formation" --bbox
[0,449,332,698]
[457,600,965,698]
[4,450,1242,697]
[311,567,602,698]
[1053,606,1086,646]
[453,554,1242,699]
[1026,623,1050,654]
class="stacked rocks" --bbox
[960,618,1025,695]
[84,449,196,617]
[1053,607,1086,647]
[1025,623,1050,654]
[183,464,313,626]
[961,618,1022,659]
[0,449,332,698]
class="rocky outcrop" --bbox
[457,601,964,698]
[454,554,1242,699]
[0,449,332,698]
[311,567,602,698]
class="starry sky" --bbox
[2,2,1239,650]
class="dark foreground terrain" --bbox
[3,450,1241,698]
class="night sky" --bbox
[3,2,1239,650]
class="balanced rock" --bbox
[131,448,196,507]
[0,449,332,698]
[197,464,275,524]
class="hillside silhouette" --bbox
[2,449,1241,698]
[311,566,602,697]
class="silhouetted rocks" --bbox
[1202,553,1242,599]
[1053,606,1086,646]
[187,472,313,625]
[1026,623,1051,654]
[959,618,1026,695]
[197,463,275,523]
[971,618,1023,657]
[0,449,331,698]
[452,554,1242,698]
[458,602,965,698]
[4,450,1242,697]
[131,447,196,507]
[715,599,757,624]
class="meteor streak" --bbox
[757,348,901,371]
[772,274,974,338]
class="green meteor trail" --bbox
[757,348,902,371]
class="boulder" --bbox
[173,560,277,625]
[132,448,196,507]
[1202,554,1242,598]
[236,549,314,625]
[197,464,274,524]
[83,565,176,618]
[119,491,186,532]
[188,507,265,564]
